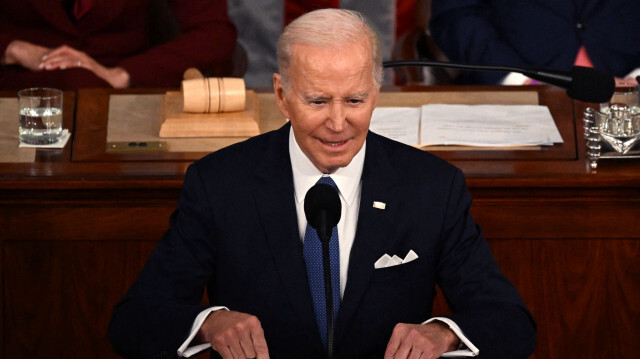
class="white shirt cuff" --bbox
[177,306,228,357]
[501,72,530,85]
[625,67,640,80]
[424,317,479,357]
[177,310,479,357]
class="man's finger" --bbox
[393,339,413,359]
[384,324,405,359]
[214,344,233,359]
[384,336,400,359]
[251,326,270,359]
[239,334,257,359]
[227,341,244,359]
[408,347,424,359]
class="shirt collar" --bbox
[289,126,365,207]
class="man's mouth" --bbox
[321,139,348,147]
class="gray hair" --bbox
[276,8,383,92]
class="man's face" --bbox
[274,41,380,174]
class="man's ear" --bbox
[273,73,291,119]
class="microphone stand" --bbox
[318,211,335,359]
[383,59,617,103]
[383,59,572,88]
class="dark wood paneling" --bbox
[1,204,175,242]
[3,240,156,359]
[492,239,640,359]
[472,197,640,240]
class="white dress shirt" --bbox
[289,127,364,298]
[177,127,478,357]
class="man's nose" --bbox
[326,102,346,132]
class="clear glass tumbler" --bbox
[18,87,63,145]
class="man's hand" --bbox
[197,310,270,359]
[384,322,460,359]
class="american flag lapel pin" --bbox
[373,201,386,210]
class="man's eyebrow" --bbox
[300,91,370,103]
[347,92,369,99]
[302,94,331,102]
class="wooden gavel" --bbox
[181,68,246,113]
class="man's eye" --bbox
[310,100,325,105]
[348,99,363,104]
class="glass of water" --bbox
[18,87,63,145]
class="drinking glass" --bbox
[18,88,63,145]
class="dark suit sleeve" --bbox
[435,169,536,358]
[429,0,529,84]
[109,164,218,359]
[430,0,640,83]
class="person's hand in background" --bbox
[39,45,130,88]
[1,40,51,71]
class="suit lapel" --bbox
[251,124,323,348]
[335,132,401,343]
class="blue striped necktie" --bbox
[303,176,341,348]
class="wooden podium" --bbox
[1,86,639,359]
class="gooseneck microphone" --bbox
[383,60,616,104]
[304,183,341,359]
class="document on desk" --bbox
[370,107,420,146]
[370,104,563,147]
[420,104,563,146]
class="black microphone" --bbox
[305,183,341,240]
[304,182,341,359]
[383,60,615,103]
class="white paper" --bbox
[370,105,563,147]
[420,104,563,147]
[370,107,420,146]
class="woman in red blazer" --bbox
[0,0,237,90]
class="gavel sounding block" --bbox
[160,90,260,138]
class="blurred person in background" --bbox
[0,0,237,90]
[429,0,640,86]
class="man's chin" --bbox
[318,157,354,173]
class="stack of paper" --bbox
[370,104,563,147]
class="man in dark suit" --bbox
[109,8,536,359]
[429,0,640,85]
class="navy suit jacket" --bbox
[109,123,536,359]
[430,0,640,84]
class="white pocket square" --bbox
[374,250,418,269]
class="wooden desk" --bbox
[0,86,638,359]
